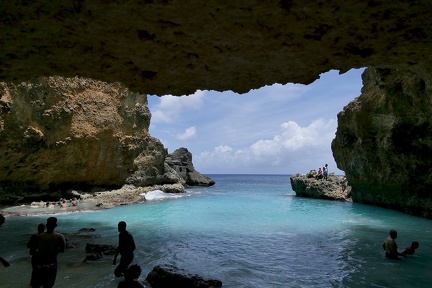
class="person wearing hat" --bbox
[34,217,66,287]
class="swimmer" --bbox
[382,229,407,260]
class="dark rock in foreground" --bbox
[290,173,351,202]
[146,265,222,288]
[85,243,116,255]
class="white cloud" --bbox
[176,126,197,140]
[151,90,205,123]
[195,119,338,174]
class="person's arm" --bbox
[130,234,136,252]
[58,234,66,253]
[0,256,10,267]
[27,234,36,255]
[398,250,407,258]
[113,247,119,265]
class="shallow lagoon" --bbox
[1,174,431,287]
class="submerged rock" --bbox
[146,265,222,288]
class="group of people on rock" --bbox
[315,164,329,180]
[383,229,419,260]
[0,214,144,287]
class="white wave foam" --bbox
[142,190,187,201]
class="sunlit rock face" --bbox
[0,77,167,203]
[1,1,432,95]
[332,68,432,218]
[2,1,432,216]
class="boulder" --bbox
[290,174,351,201]
[146,265,222,288]
[85,243,116,255]
[165,148,215,186]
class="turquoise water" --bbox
[1,174,432,287]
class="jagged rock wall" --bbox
[332,67,432,218]
[0,77,168,203]
[1,1,432,95]
[165,148,215,186]
[2,1,432,216]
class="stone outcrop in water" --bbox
[0,77,212,205]
[165,148,216,186]
[146,265,222,288]
[332,68,432,218]
[290,173,351,202]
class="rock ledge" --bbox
[290,173,351,202]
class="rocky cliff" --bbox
[0,77,187,204]
[1,1,432,95]
[332,68,432,218]
[165,148,215,187]
[2,2,432,217]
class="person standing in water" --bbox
[382,229,407,260]
[35,217,66,288]
[27,223,46,287]
[0,214,11,267]
[113,221,136,277]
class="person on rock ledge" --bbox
[323,164,328,180]
[315,167,323,180]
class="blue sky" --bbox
[148,68,365,175]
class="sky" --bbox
[147,68,365,175]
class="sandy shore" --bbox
[0,183,185,217]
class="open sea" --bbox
[1,174,432,288]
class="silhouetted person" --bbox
[382,229,406,260]
[113,221,136,277]
[117,264,145,288]
[0,214,10,267]
[27,223,45,287]
[34,217,66,288]
[402,241,420,255]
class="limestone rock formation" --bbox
[0,77,171,203]
[2,1,432,217]
[290,173,351,201]
[1,1,432,95]
[332,67,432,218]
[165,148,215,186]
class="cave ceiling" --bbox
[1,1,431,95]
